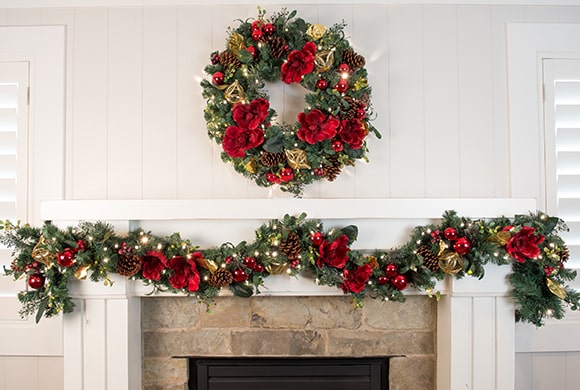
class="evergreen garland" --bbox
[201,8,380,196]
[1,210,578,327]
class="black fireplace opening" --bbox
[188,357,391,390]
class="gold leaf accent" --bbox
[224,80,245,104]
[197,257,218,273]
[245,158,258,174]
[306,24,327,40]
[547,278,567,300]
[31,236,55,267]
[228,32,246,56]
[74,265,89,280]
[285,148,310,169]
[314,50,334,73]
[490,231,511,246]
[266,262,288,275]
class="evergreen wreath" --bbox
[1,210,578,327]
[201,8,380,197]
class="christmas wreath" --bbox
[201,8,380,196]
[1,211,579,327]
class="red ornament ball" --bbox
[28,273,45,289]
[332,140,344,153]
[337,63,350,73]
[232,268,249,283]
[212,71,224,85]
[251,20,264,31]
[356,108,366,119]
[243,256,257,269]
[316,79,329,91]
[443,227,458,241]
[384,263,398,278]
[251,29,263,41]
[335,79,348,93]
[280,167,294,182]
[266,172,280,184]
[453,237,472,255]
[76,239,88,251]
[391,274,409,291]
[57,248,76,267]
[254,264,265,273]
[377,275,389,285]
[311,231,324,246]
[262,23,275,35]
[246,46,257,58]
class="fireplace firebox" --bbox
[188,357,390,390]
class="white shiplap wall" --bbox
[1,3,580,390]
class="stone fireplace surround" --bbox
[40,198,535,390]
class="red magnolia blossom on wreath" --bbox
[297,109,340,145]
[339,119,367,149]
[506,226,545,263]
[317,234,351,269]
[281,41,316,84]
[341,263,373,293]
[141,250,168,281]
[222,126,264,158]
[232,98,269,130]
[167,253,201,292]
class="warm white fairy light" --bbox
[141,236,149,244]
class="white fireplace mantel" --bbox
[41,198,537,390]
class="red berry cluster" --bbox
[231,256,266,283]
[251,19,276,41]
[56,239,88,268]
[377,263,409,291]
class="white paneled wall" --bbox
[1,3,580,389]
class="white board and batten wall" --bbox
[1,1,580,389]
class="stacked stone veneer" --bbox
[142,295,436,390]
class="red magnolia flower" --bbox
[317,234,351,269]
[506,226,545,263]
[341,263,373,293]
[222,125,264,158]
[141,250,168,281]
[232,98,269,130]
[167,253,201,292]
[281,41,316,84]
[338,119,366,149]
[297,109,340,145]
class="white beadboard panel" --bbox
[142,6,178,199]
[38,357,64,390]
[388,5,425,197]
[524,5,560,21]
[457,6,495,197]
[558,5,580,20]
[491,6,525,198]
[71,8,109,199]
[4,357,38,389]
[472,297,496,389]
[566,352,580,387]
[531,353,567,389]
[210,5,251,198]
[351,5,390,198]
[3,8,40,24]
[107,7,143,199]
[423,5,460,197]
[515,353,533,390]
[177,6,213,199]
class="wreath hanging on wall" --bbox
[200,8,380,196]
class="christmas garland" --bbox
[1,211,579,327]
[201,8,380,197]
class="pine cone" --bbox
[417,245,439,272]
[324,155,342,182]
[208,268,234,288]
[219,50,242,70]
[267,36,289,58]
[341,96,359,120]
[116,252,141,277]
[280,231,302,260]
[342,49,366,70]
[260,151,286,167]
[559,246,570,263]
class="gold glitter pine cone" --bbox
[266,36,289,58]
